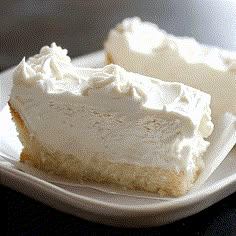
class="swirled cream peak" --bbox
[81,64,147,102]
[13,42,80,83]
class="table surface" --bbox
[1,0,236,235]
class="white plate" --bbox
[1,50,236,228]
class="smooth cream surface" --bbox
[10,43,214,172]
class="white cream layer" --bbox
[9,43,214,173]
[105,17,236,116]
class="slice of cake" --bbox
[105,17,236,91]
[9,43,214,196]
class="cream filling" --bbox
[9,43,214,173]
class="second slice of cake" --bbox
[105,17,236,92]
[9,43,214,196]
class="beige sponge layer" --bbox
[9,102,198,197]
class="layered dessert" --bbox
[105,17,236,92]
[9,43,214,196]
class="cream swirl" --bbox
[81,64,147,102]
[13,42,80,84]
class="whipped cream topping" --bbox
[80,65,147,103]
[10,43,214,173]
[14,43,80,84]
